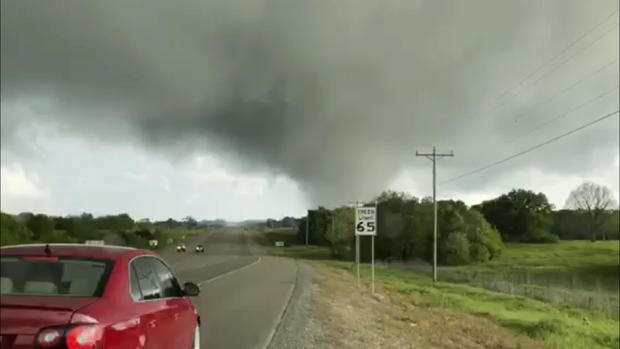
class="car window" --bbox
[0,257,113,297]
[150,258,183,298]
[131,257,161,300]
[129,265,143,301]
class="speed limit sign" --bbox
[355,207,376,236]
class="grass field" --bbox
[442,241,619,284]
[254,230,619,348]
[253,228,331,259]
[395,241,620,317]
[329,261,619,349]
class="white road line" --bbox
[197,256,262,286]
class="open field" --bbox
[254,230,619,348]
[389,241,620,317]
[438,241,619,289]
[327,261,619,349]
[312,263,542,349]
[252,228,331,259]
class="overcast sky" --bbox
[1,0,619,221]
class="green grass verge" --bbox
[253,228,332,260]
[458,240,619,276]
[323,260,619,349]
[398,240,619,316]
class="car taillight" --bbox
[36,328,64,348]
[65,325,104,349]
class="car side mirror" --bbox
[183,282,200,297]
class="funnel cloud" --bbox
[2,0,618,209]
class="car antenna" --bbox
[44,244,51,257]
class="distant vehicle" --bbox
[0,243,202,349]
[195,245,205,253]
[176,243,186,252]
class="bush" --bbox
[1,213,33,246]
[463,209,504,260]
[39,230,78,243]
[529,233,560,244]
[326,208,355,260]
[469,243,491,263]
[443,232,470,265]
[483,227,504,260]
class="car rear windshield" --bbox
[0,257,114,297]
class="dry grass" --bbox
[312,263,541,349]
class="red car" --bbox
[0,244,201,349]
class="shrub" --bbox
[469,243,491,263]
[443,232,470,265]
[1,213,33,246]
[326,208,355,260]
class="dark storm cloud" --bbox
[2,0,618,204]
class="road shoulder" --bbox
[268,260,326,349]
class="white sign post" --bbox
[355,205,377,293]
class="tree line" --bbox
[295,182,618,265]
[0,213,204,248]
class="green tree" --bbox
[551,210,590,239]
[326,207,355,259]
[25,214,55,241]
[135,218,154,232]
[603,210,619,240]
[69,213,99,241]
[1,213,33,246]
[462,209,503,261]
[183,216,197,229]
[296,216,307,244]
[565,182,618,241]
[308,207,331,246]
[432,201,504,265]
[443,232,470,265]
[478,189,557,243]
[375,191,419,261]
[95,214,135,231]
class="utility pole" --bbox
[305,210,310,245]
[416,146,454,282]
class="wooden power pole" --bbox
[416,146,453,282]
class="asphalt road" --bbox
[161,229,298,349]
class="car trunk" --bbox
[0,296,98,335]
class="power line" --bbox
[495,22,619,110]
[440,109,619,185]
[525,23,619,89]
[513,57,618,123]
[494,8,619,105]
[508,85,619,145]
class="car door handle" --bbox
[149,319,157,328]
[174,312,180,320]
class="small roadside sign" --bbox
[85,240,105,245]
[148,240,159,248]
[355,207,377,236]
[274,241,285,248]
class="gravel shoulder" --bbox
[268,261,326,349]
[270,261,542,349]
